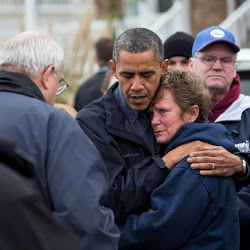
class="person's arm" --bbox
[162,140,211,170]
[48,116,119,250]
[187,145,249,178]
[77,113,169,224]
[110,140,213,224]
[76,105,177,224]
[77,107,211,224]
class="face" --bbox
[110,50,168,112]
[190,43,236,98]
[169,56,189,70]
[150,90,190,145]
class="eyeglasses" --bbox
[53,71,69,96]
[194,55,236,67]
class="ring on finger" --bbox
[211,163,215,170]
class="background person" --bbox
[74,37,114,111]
[0,31,119,250]
[163,31,194,70]
[189,25,250,250]
[119,67,239,250]
[0,135,81,250]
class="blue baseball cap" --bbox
[192,26,240,57]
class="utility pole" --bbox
[24,0,37,31]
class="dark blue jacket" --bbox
[74,65,110,111]
[0,70,119,250]
[76,83,170,224]
[119,123,239,250]
[215,93,250,250]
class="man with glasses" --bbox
[0,31,119,249]
[53,71,69,96]
[189,26,250,250]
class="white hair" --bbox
[0,31,64,78]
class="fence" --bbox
[220,0,250,47]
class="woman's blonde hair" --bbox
[54,103,78,118]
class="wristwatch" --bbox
[241,158,247,175]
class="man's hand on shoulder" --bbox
[187,146,243,177]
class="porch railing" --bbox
[220,0,250,47]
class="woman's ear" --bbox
[189,105,199,123]
[41,65,55,90]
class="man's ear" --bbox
[41,65,55,90]
[189,58,194,71]
[161,59,169,74]
[233,67,236,78]
[109,60,117,78]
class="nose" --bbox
[176,62,182,68]
[212,58,223,70]
[130,76,144,91]
[151,112,160,126]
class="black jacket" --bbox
[0,135,81,250]
[74,65,110,111]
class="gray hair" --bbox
[112,28,164,64]
[0,31,64,78]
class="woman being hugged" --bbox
[119,67,239,250]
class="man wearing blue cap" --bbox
[189,26,250,250]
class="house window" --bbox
[158,0,173,12]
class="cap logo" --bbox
[210,29,225,38]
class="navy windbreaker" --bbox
[119,123,239,250]
[0,70,119,250]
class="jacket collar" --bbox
[164,123,235,154]
[103,83,151,149]
[0,70,45,102]
[208,73,241,122]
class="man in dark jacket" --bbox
[0,135,81,250]
[0,31,119,250]
[76,27,249,227]
[74,37,114,111]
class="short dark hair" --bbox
[95,37,114,64]
[112,28,164,64]
[151,67,211,123]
